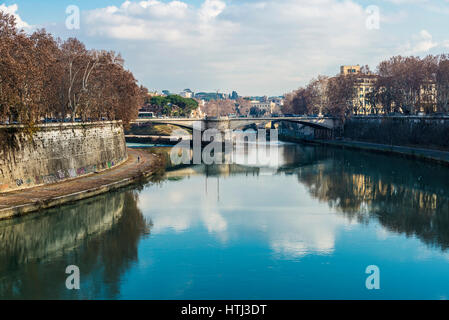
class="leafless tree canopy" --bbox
[283,55,449,118]
[203,99,237,117]
[0,12,144,125]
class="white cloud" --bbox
[136,148,352,258]
[27,0,442,95]
[199,0,226,21]
[403,29,438,54]
[413,30,438,52]
[3,0,449,95]
[78,0,389,95]
[382,0,429,4]
[84,0,232,43]
[139,178,349,259]
[0,3,30,30]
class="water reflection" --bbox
[140,144,354,260]
[1,142,449,299]
[289,147,449,250]
[0,190,150,299]
[152,143,449,254]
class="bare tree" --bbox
[0,12,143,126]
[307,75,329,115]
[436,55,449,112]
[377,56,430,114]
[204,99,237,117]
[326,74,357,119]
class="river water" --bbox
[1,142,449,300]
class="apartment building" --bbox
[340,65,379,115]
[340,65,438,115]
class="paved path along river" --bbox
[0,149,162,219]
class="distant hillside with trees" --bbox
[146,95,199,117]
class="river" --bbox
[1,141,449,299]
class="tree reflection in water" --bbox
[153,143,449,252]
[282,145,449,251]
[0,190,151,300]
[1,144,449,299]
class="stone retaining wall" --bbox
[344,116,449,148]
[0,121,127,193]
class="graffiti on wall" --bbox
[0,159,124,193]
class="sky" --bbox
[1,0,449,96]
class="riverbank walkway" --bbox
[0,149,162,220]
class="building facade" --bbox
[340,65,438,115]
[340,65,379,115]
[180,89,194,98]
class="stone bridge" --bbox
[131,116,341,132]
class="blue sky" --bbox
[2,0,449,96]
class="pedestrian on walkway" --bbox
[138,156,140,163]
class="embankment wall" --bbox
[0,121,127,192]
[343,116,449,148]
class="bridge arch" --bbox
[131,117,341,135]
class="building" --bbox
[419,80,438,113]
[190,105,205,118]
[354,74,378,115]
[250,100,276,114]
[341,64,438,115]
[147,90,163,98]
[195,92,227,101]
[340,65,361,76]
[270,96,284,107]
[180,89,194,98]
[340,65,379,115]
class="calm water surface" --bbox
[1,142,449,299]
